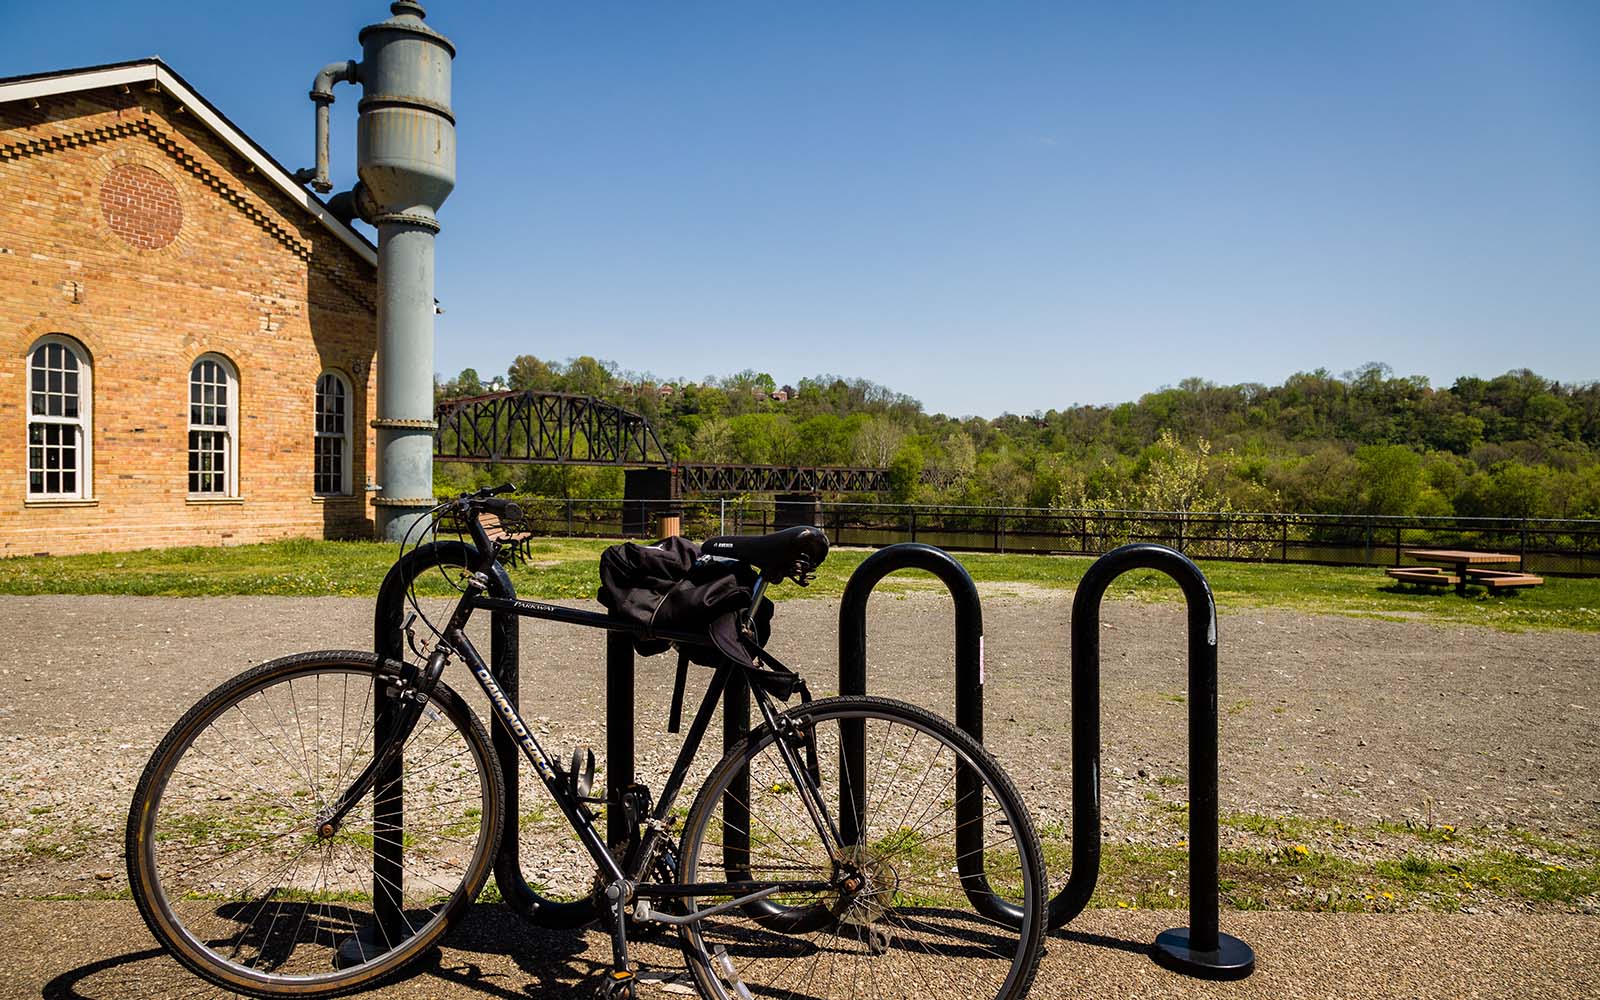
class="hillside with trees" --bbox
[435,359,1600,522]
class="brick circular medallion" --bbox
[101,164,182,249]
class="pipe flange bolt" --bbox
[371,211,442,232]
[371,418,439,430]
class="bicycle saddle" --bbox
[701,525,829,580]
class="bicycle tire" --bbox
[126,650,504,997]
[675,695,1046,1000]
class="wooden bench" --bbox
[1386,567,1459,587]
[1465,568,1545,590]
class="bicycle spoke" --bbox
[679,701,1042,1000]
[134,658,497,993]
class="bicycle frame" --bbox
[351,517,843,918]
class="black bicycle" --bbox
[126,486,1047,999]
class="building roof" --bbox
[0,59,377,267]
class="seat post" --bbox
[740,573,769,640]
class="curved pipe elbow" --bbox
[302,60,360,194]
[311,60,360,103]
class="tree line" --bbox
[435,358,1600,522]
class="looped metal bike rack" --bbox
[373,540,592,930]
[836,544,1011,919]
[370,536,1253,978]
[838,540,1254,978]
[1058,542,1254,978]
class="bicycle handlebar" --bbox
[442,486,528,572]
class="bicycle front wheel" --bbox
[126,650,504,997]
[677,695,1046,1000]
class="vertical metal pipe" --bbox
[606,631,636,849]
[722,667,751,880]
[372,218,440,541]
[351,2,456,540]
[371,686,406,943]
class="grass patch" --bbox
[2,536,1598,631]
[1078,837,1600,914]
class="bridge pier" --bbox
[623,467,677,537]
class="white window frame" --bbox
[314,370,352,496]
[187,353,239,498]
[25,335,92,500]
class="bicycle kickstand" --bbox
[600,879,637,999]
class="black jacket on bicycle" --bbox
[597,536,774,669]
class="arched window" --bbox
[26,336,92,499]
[188,355,238,497]
[314,371,351,495]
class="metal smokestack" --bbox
[302,1,456,541]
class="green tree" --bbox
[1353,445,1424,516]
[507,354,557,391]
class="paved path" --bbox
[1,901,1594,999]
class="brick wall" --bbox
[0,87,380,556]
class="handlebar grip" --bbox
[481,497,524,522]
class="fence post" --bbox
[910,509,917,543]
[1364,517,1374,566]
[565,499,573,537]
[1395,525,1402,567]
[1281,518,1288,563]
[1520,518,1528,571]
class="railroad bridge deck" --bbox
[433,389,889,494]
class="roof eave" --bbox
[0,59,377,268]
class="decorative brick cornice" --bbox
[0,114,376,315]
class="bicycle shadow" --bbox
[39,905,635,1000]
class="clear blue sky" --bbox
[6,2,1597,417]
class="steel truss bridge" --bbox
[433,390,890,494]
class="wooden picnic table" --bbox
[1395,548,1541,596]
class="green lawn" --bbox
[0,535,1596,631]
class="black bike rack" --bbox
[1058,542,1254,978]
[839,540,1254,979]
[836,543,1011,919]
[372,541,592,932]
[367,535,1252,979]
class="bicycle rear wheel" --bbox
[676,695,1046,1000]
[126,650,503,997]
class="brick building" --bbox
[0,61,379,555]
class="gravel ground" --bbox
[1,591,1597,899]
[0,591,1597,997]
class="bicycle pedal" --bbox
[599,969,636,999]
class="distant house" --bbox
[658,384,675,397]
[0,60,378,555]
[770,390,789,403]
